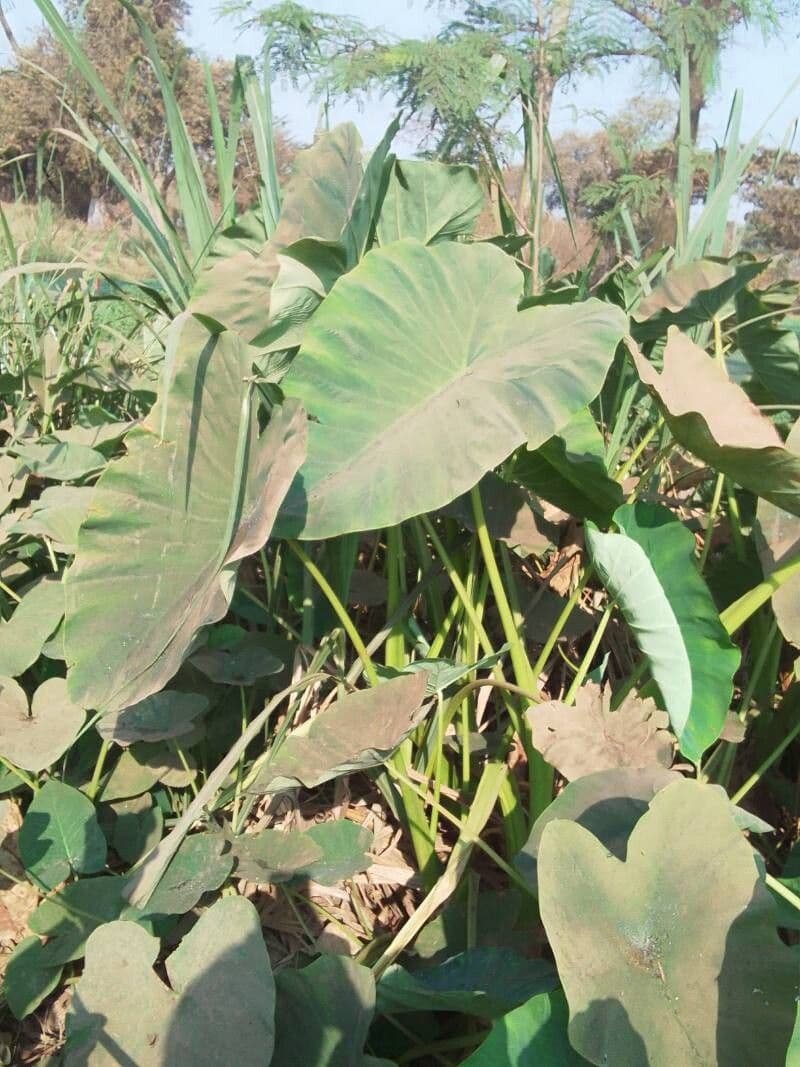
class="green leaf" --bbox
[65,315,307,714]
[376,949,557,1019]
[272,955,376,1067]
[510,408,623,526]
[190,215,276,342]
[586,502,740,763]
[95,691,209,747]
[190,631,283,685]
[375,648,508,695]
[19,780,107,890]
[0,453,27,515]
[632,257,765,340]
[787,1001,800,1067]
[736,288,800,405]
[0,577,65,677]
[231,819,372,885]
[191,121,396,347]
[538,779,797,1067]
[142,832,232,915]
[302,821,372,884]
[248,673,429,794]
[376,159,483,245]
[3,936,63,1020]
[117,0,214,266]
[277,240,626,539]
[9,486,94,552]
[100,742,196,803]
[28,875,128,966]
[64,897,274,1066]
[462,991,585,1066]
[111,795,163,864]
[0,676,84,772]
[12,441,106,482]
[515,766,679,894]
[631,328,800,516]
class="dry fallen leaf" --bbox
[0,799,39,973]
[527,682,674,781]
[629,329,800,515]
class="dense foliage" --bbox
[1,1,800,1065]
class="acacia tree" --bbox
[227,0,788,275]
[225,0,639,289]
[609,0,784,146]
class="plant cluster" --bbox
[1,2,800,1065]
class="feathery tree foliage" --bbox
[226,0,787,286]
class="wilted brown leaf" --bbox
[248,673,430,795]
[527,682,674,781]
[755,419,800,646]
[630,329,800,515]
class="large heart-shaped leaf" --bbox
[376,949,557,1019]
[0,676,84,771]
[586,502,739,763]
[514,766,680,893]
[528,682,673,781]
[375,159,483,246]
[64,315,307,713]
[276,239,626,539]
[632,257,764,340]
[272,955,377,1067]
[64,896,275,1066]
[95,691,209,746]
[19,780,106,890]
[630,328,800,515]
[462,991,585,1066]
[231,819,372,885]
[510,408,622,526]
[538,779,798,1066]
[248,672,429,794]
[0,577,64,677]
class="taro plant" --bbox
[2,8,800,1067]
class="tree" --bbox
[609,0,784,146]
[0,0,295,219]
[742,147,800,254]
[0,0,187,214]
[226,0,638,291]
[229,0,788,275]
[551,97,686,249]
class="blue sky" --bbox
[4,0,800,152]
